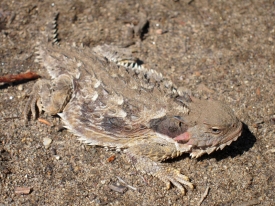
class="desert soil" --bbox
[0,0,275,205]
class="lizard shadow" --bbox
[170,122,256,162]
[0,73,40,90]
[0,81,30,90]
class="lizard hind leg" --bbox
[126,142,194,194]
[24,74,73,121]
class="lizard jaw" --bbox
[175,121,243,158]
[189,133,240,158]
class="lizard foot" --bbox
[127,148,194,195]
[23,80,45,121]
[24,75,73,122]
[154,166,194,195]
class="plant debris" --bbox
[0,71,40,84]
[14,187,32,195]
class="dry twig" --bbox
[198,186,210,206]
[38,118,52,126]
[0,71,40,84]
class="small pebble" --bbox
[155,29,163,35]
[54,155,61,160]
[43,138,52,149]
[17,85,23,91]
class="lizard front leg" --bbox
[24,74,73,120]
[126,142,194,194]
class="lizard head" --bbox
[173,98,243,158]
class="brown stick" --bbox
[0,71,40,83]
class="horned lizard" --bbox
[24,12,243,194]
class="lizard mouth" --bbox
[176,121,243,158]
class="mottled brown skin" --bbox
[24,14,243,194]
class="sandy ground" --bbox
[0,0,275,205]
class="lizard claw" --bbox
[155,167,194,195]
[23,81,42,121]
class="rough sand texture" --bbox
[0,0,274,205]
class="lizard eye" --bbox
[211,127,221,134]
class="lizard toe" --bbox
[24,92,39,121]
[155,167,194,195]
